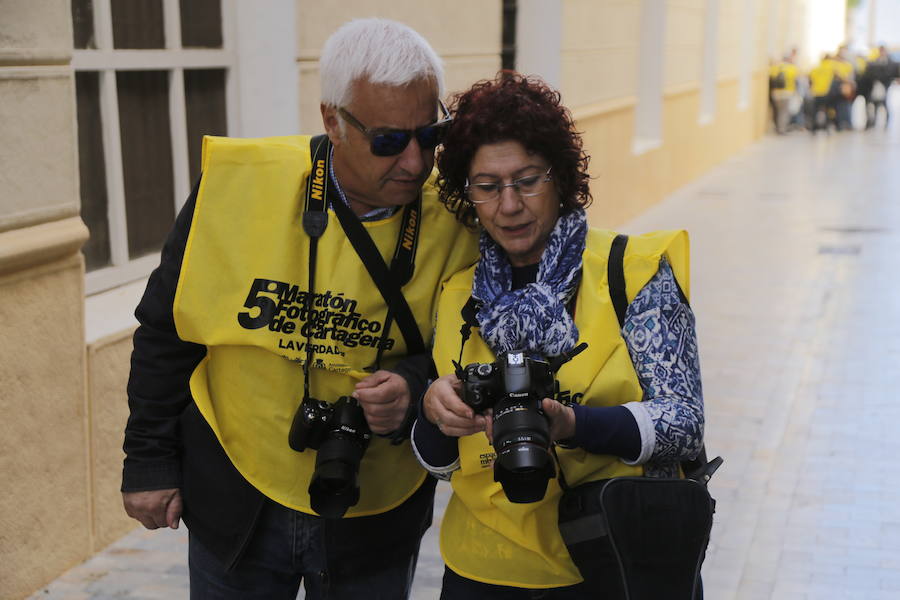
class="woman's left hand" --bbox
[541,398,576,442]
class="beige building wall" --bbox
[558,0,775,228]
[87,331,140,552]
[1,1,830,597]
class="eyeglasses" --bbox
[465,167,553,204]
[338,100,452,157]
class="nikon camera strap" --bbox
[303,136,425,377]
[330,181,424,360]
[300,136,330,402]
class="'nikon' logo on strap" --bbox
[401,205,418,251]
[310,158,326,201]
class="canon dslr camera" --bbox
[456,344,586,503]
[288,395,371,518]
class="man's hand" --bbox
[123,488,182,530]
[423,374,487,438]
[353,370,412,434]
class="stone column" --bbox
[0,1,91,597]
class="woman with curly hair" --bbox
[410,73,707,598]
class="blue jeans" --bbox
[189,497,423,599]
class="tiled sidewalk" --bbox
[30,122,900,599]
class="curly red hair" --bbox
[436,72,592,227]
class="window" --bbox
[72,0,234,294]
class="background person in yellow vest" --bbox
[809,54,838,132]
[411,73,705,598]
[769,55,800,134]
[121,18,477,599]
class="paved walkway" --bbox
[30,113,900,599]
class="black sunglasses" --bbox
[338,100,452,157]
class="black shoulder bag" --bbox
[556,234,723,600]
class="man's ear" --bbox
[321,103,341,145]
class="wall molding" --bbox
[0,217,89,277]
[663,81,701,98]
[0,65,72,80]
[0,50,71,67]
[296,48,500,62]
[572,95,638,121]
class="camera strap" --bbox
[300,135,331,402]
[330,183,425,362]
[302,135,425,386]
[452,296,482,374]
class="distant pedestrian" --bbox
[864,46,899,130]
[770,54,800,134]
[809,55,837,132]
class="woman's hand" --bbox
[541,398,576,442]
[423,374,488,437]
[483,399,576,445]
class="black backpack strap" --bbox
[607,234,629,329]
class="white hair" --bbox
[320,18,444,108]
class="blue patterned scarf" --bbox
[472,209,587,357]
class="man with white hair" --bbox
[120,18,476,599]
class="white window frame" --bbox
[74,0,238,295]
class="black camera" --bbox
[288,395,372,518]
[455,344,586,504]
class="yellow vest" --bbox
[432,228,690,588]
[834,59,854,81]
[770,62,799,93]
[174,135,478,516]
[810,62,835,97]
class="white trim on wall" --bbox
[233,0,299,137]
[515,0,562,90]
[633,0,667,155]
[699,0,719,124]
[738,0,757,110]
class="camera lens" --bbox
[306,396,371,518]
[309,435,367,517]
[491,399,555,503]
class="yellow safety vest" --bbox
[432,228,690,588]
[834,59,854,81]
[174,135,478,516]
[770,62,799,93]
[810,63,835,97]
